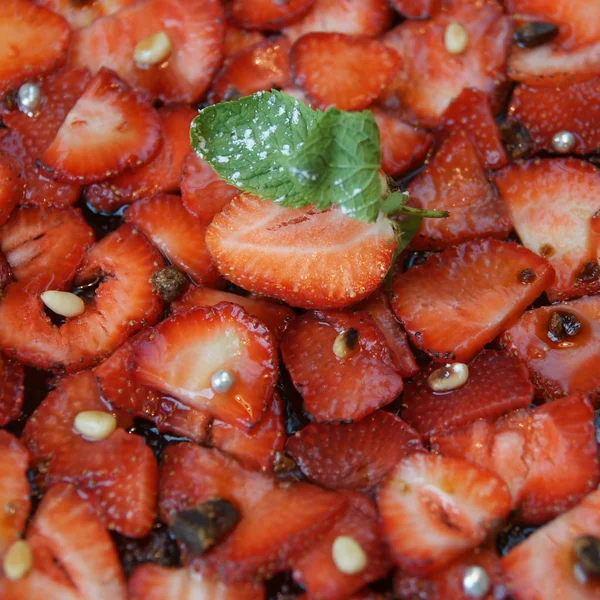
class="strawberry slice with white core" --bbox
[377,452,512,575]
[228,0,316,30]
[37,0,137,29]
[39,68,162,184]
[206,193,395,309]
[135,302,278,428]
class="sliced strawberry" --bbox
[0,152,22,228]
[85,105,196,213]
[23,372,158,537]
[0,206,93,288]
[209,37,291,104]
[209,393,285,472]
[129,565,264,600]
[172,285,296,341]
[401,350,534,440]
[283,0,394,42]
[37,0,137,29]
[135,303,278,428]
[390,240,555,363]
[293,494,391,599]
[180,152,240,225]
[25,484,127,600]
[281,310,404,422]
[95,329,211,443]
[0,250,12,289]
[441,88,508,170]
[224,25,265,58]
[206,193,395,309]
[69,0,225,104]
[377,452,512,575]
[356,287,418,378]
[0,354,24,427]
[291,33,399,111]
[408,131,511,251]
[432,394,600,524]
[124,194,220,286]
[286,411,423,491]
[501,489,600,600]
[0,432,29,557]
[500,295,600,402]
[382,0,511,126]
[159,443,347,581]
[0,224,164,372]
[0,0,70,95]
[39,69,161,184]
[229,0,315,30]
[389,0,441,19]
[371,107,433,179]
[495,159,600,301]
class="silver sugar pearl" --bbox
[211,369,235,393]
[17,82,42,116]
[551,130,575,154]
[462,565,491,598]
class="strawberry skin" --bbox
[0,354,24,427]
[281,310,404,422]
[390,240,555,363]
[401,350,534,440]
[389,0,441,19]
[206,193,396,309]
[224,25,265,57]
[286,411,424,491]
[0,152,22,228]
[39,68,162,184]
[228,0,316,30]
[495,158,600,301]
[501,490,600,600]
[291,33,400,111]
[377,452,512,575]
[159,443,348,581]
[0,0,70,95]
[135,303,278,428]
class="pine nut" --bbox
[331,536,367,574]
[3,540,33,581]
[40,290,85,318]
[444,22,469,55]
[134,32,173,66]
[74,411,117,441]
[428,363,469,392]
[332,328,359,359]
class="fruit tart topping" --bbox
[427,363,469,393]
[513,21,559,49]
[150,266,188,303]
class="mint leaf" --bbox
[190,90,382,222]
[381,191,409,215]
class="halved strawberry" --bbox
[69,0,225,104]
[39,69,161,184]
[85,105,196,213]
[371,107,433,179]
[291,33,400,111]
[389,0,441,19]
[283,0,394,42]
[95,329,211,443]
[180,152,240,225]
[382,0,511,126]
[500,295,600,402]
[501,489,600,600]
[37,0,137,29]
[0,206,93,288]
[159,443,347,581]
[401,350,534,440]
[0,432,29,557]
[224,25,265,58]
[495,159,600,301]
[209,393,285,472]
[129,565,265,600]
[23,372,158,537]
[390,240,555,363]
[0,354,24,427]
[0,0,70,95]
[432,394,600,524]
[228,0,315,30]
[408,130,511,251]
[356,287,418,378]
[293,494,391,599]
[281,310,404,422]
[0,152,22,228]
[377,452,512,575]
[206,193,396,309]
[135,303,278,428]
[209,37,291,104]
[172,285,296,341]
[124,194,220,286]
[0,224,164,372]
[286,411,423,491]
[441,88,508,170]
